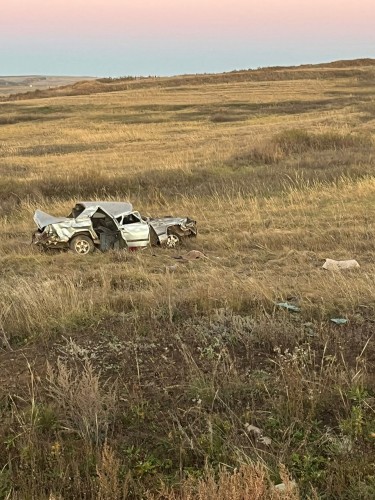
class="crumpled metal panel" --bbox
[75,201,133,218]
[147,217,197,243]
[147,217,196,236]
[51,218,94,242]
[33,209,96,245]
[34,210,72,230]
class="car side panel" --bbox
[52,218,96,242]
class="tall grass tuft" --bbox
[46,359,117,445]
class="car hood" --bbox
[33,210,72,230]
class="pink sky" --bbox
[4,0,375,38]
[1,0,374,75]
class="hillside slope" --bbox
[0,75,95,97]
[2,58,375,102]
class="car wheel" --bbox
[166,233,180,248]
[69,235,95,255]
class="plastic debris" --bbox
[276,302,301,312]
[323,259,360,271]
[330,318,348,325]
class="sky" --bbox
[1,0,374,76]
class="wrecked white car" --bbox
[32,201,197,255]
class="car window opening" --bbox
[122,214,140,224]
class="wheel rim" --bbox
[166,234,179,248]
[75,240,90,254]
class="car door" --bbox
[119,212,150,248]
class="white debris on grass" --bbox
[322,258,360,271]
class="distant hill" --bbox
[2,59,375,102]
[0,75,95,97]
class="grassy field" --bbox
[0,60,375,499]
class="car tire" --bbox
[69,235,95,255]
[166,233,180,248]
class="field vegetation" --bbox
[0,60,375,499]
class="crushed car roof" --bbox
[34,202,134,229]
[75,201,133,217]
